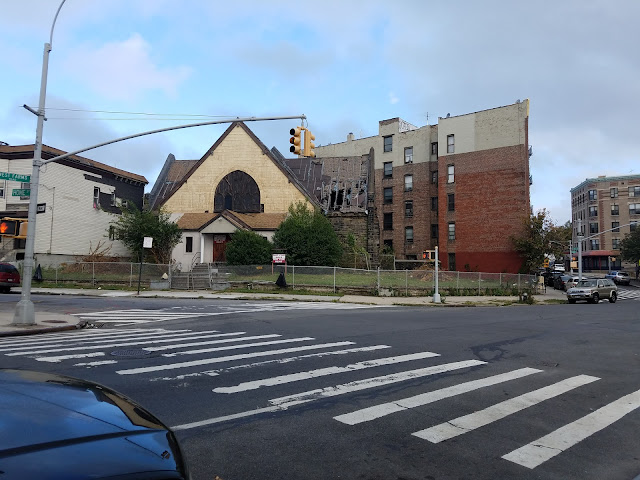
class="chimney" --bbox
[347,132,355,142]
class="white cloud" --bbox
[61,33,192,101]
[389,92,399,105]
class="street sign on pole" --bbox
[12,189,31,197]
[0,172,30,182]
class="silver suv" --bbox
[566,278,617,304]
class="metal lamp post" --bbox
[13,0,67,325]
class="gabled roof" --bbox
[175,210,286,232]
[0,144,147,184]
[158,122,318,208]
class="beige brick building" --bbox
[571,174,640,271]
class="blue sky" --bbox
[2,0,639,225]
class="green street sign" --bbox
[0,172,30,182]
[12,189,30,197]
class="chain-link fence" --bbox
[29,261,535,296]
[35,262,170,288]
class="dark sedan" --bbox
[554,274,573,290]
[0,369,190,480]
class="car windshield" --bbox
[618,272,629,277]
[577,280,597,287]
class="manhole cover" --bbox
[41,320,68,324]
[110,349,151,358]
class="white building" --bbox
[0,144,147,266]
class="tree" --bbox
[272,202,343,266]
[225,229,273,265]
[620,226,640,266]
[510,209,566,273]
[109,205,182,264]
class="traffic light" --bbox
[0,218,18,237]
[289,127,302,155]
[303,129,316,158]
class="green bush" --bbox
[225,230,273,265]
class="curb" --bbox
[0,324,79,338]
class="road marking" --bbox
[502,388,640,469]
[213,351,441,393]
[74,360,119,367]
[143,334,282,352]
[0,330,232,353]
[116,341,357,375]
[0,328,170,348]
[171,360,485,431]
[160,337,315,356]
[413,375,600,443]
[271,360,487,407]
[149,345,392,382]
[334,367,542,425]
[37,352,105,363]
[5,331,248,356]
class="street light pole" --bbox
[13,0,67,325]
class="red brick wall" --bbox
[438,144,529,273]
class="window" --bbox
[629,186,640,197]
[431,171,438,184]
[611,204,619,216]
[383,135,393,152]
[20,182,29,200]
[405,201,413,218]
[431,197,438,211]
[448,253,456,271]
[431,142,438,156]
[383,213,393,230]
[612,238,620,250]
[590,239,600,250]
[383,239,393,249]
[630,203,640,215]
[405,226,414,243]
[612,222,620,232]
[589,222,598,234]
[588,189,597,201]
[404,147,413,164]
[110,192,116,206]
[383,162,393,178]
[631,222,638,232]
[93,187,100,208]
[0,180,4,198]
[186,236,193,253]
[383,187,393,204]
[447,134,455,153]
[404,174,413,192]
[448,193,455,211]
[589,206,597,217]
[448,222,455,241]
[431,224,438,239]
[610,187,618,198]
[447,164,455,183]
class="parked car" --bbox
[605,271,631,286]
[566,278,617,304]
[546,271,565,287]
[554,274,573,290]
[0,369,191,479]
[564,276,581,290]
[0,262,20,293]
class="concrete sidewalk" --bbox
[0,286,568,337]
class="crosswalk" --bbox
[1,326,639,472]
[72,303,383,326]
[618,288,640,301]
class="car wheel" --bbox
[592,293,600,304]
[610,291,617,303]
[568,299,576,304]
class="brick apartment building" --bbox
[314,100,531,273]
[571,174,640,271]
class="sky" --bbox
[1,0,639,225]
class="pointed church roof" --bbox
[156,122,318,209]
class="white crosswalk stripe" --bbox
[617,288,640,300]
[73,303,386,326]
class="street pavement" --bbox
[0,285,570,336]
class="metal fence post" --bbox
[333,266,336,293]
[518,273,521,291]
[92,262,95,286]
[377,267,380,295]
[405,269,408,296]
[499,272,502,287]
[457,271,459,292]
[292,264,295,289]
[479,272,481,294]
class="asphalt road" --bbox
[1,293,640,480]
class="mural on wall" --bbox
[214,170,261,213]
